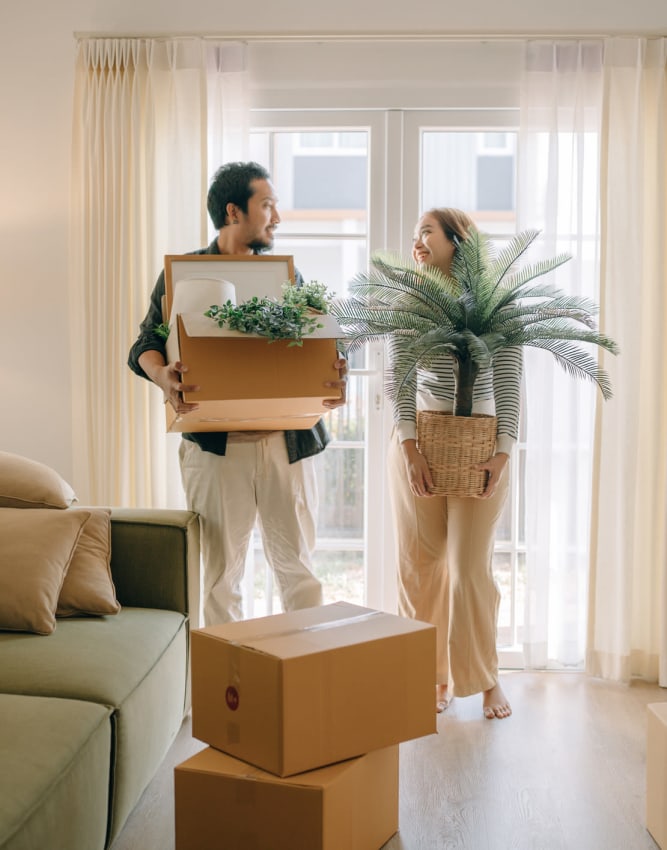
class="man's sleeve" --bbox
[127,270,168,380]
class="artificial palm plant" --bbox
[332,228,618,413]
[330,229,619,495]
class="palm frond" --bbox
[329,299,458,358]
[451,230,489,291]
[331,300,439,332]
[484,229,542,285]
[523,338,616,400]
[503,320,619,355]
[488,255,572,312]
[345,255,463,324]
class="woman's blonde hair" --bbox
[424,207,477,245]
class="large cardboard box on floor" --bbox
[647,702,667,848]
[174,745,399,850]
[162,253,342,433]
[190,601,436,777]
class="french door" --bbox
[244,108,526,665]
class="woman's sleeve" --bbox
[492,345,523,455]
[385,335,418,442]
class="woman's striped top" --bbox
[386,339,523,456]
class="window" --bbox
[244,119,387,617]
[238,104,595,671]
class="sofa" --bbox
[0,452,200,850]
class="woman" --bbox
[387,208,522,719]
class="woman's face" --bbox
[412,213,456,273]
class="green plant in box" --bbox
[204,281,333,347]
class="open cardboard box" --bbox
[162,254,342,432]
[190,601,436,777]
[174,745,399,850]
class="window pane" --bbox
[314,550,365,606]
[269,235,367,299]
[249,549,365,613]
[325,374,365,443]
[315,446,364,540]
[494,552,513,646]
[421,131,517,234]
[247,126,372,613]
[250,131,369,236]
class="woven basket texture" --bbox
[416,411,498,497]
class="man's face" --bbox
[236,179,281,251]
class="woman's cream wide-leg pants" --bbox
[388,431,509,697]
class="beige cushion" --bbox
[0,451,77,509]
[57,509,121,617]
[0,509,91,634]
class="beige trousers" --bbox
[179,435,323,626]
[387,431,509,697]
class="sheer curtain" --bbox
[588,38,667,685]
[70,37,249,506]
[517,41,604,669]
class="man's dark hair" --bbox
[207,161,271,229]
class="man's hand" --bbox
[159,361,200,413]
[138,351,200,414]
[322,356,348,410]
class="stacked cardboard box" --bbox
[174,601,437,849]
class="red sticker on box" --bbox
[225,686,239,711]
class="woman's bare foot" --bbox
[483,682,511,719]
[436,683,452,713]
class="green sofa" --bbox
[0,508,200,850]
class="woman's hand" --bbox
[401,440,435,497]
[474,452,509,499]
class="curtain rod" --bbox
[73,31,661,42]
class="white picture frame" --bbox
[163,254,296,318]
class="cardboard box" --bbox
[165,316,341,433]
[174,745,399,850]
[190,601,436,776]
[162,254,342,433]
[647,702,667,848]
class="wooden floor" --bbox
[110,672,665,850]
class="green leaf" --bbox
[203,282,334,343]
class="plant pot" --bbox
[416,411,498,497]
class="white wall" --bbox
[1,0,665,489]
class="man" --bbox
[128,161,347,625]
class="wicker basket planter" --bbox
[416,411,498,497]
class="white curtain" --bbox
[70,37,249,506]
[587,38,667,685]
[517,41,605,669]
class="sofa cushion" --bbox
[0,608,186,703]
[0,509,91,635]
[57,509,121,618]
[0,451,77,509]
[0,693,111,850]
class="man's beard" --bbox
[248,235,274,253]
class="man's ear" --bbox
[225,202,239,225]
